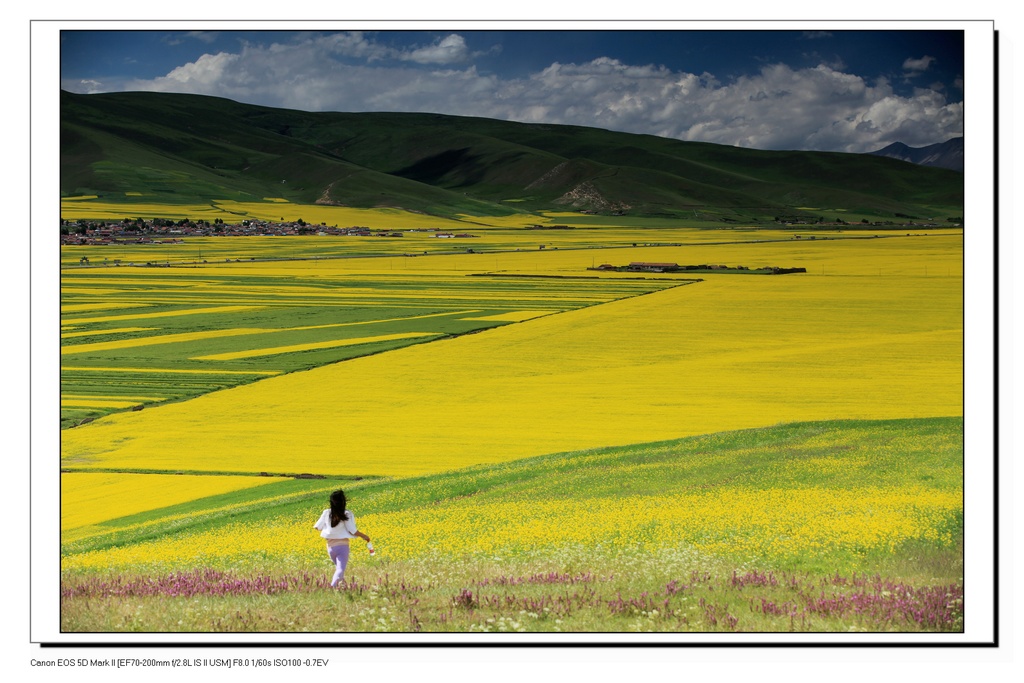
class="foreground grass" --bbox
[61,548,962,633]
[61,417,963,632]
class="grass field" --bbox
[59,221,963,633]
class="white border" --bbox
[30,18,997,651]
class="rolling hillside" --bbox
[61,90,964,222]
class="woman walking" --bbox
[313,489,371,587]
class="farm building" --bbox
[627,262,680,272]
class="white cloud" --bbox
[185,31,220,45]
[401,34,471,65]
[903,55,936,74]
[160,52,239,87]
[94,39,962,153]
[72,79,104,93]
[319,31,393,61]
[163,32,220,47]
[312,32,470,65]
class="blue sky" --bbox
[60,29,965,153]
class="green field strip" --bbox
[61,365,282,375]
[62,393,167,402]
[88,297,609,310]
[61,398,155,408]
[191,331,443,360]
[284,309,481,331]
[61,327,273,355]
[60,277,218,287]
[61,302,154,313]
[461,311,554,322]
[62,305,263,325]
[61,327,157,338]
[64,294,580,307]
[61,288,129,296]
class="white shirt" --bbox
[314,508,358,539]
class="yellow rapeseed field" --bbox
[60,486,960,572]
[462,311,554,322]
[61,398,149,409]
[61,303,152,313]
[60,235,962,477]
[60,472,289,530]
[61,305,261,325]
[60,328,271,355]
[62,393,166,408]
[60,198,514,229]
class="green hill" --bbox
[60,90,964,222]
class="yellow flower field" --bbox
[61,305,261,325]
[60,472,289,530]
[60,198,515,229]
[60,327,271,355]
[61,485,960,572]
[62,393,166,408]
[61,303,152,313]
[61,398,146,409]
[462,311,554,322]
[287,310,482,330]
[57,218,966,634]
[60,236,962,477]
[371,487,962,560]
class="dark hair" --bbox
[329,489,349,527]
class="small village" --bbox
[59,217,479,246]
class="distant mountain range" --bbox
[60,90,964,222]
[868,137,964,173]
